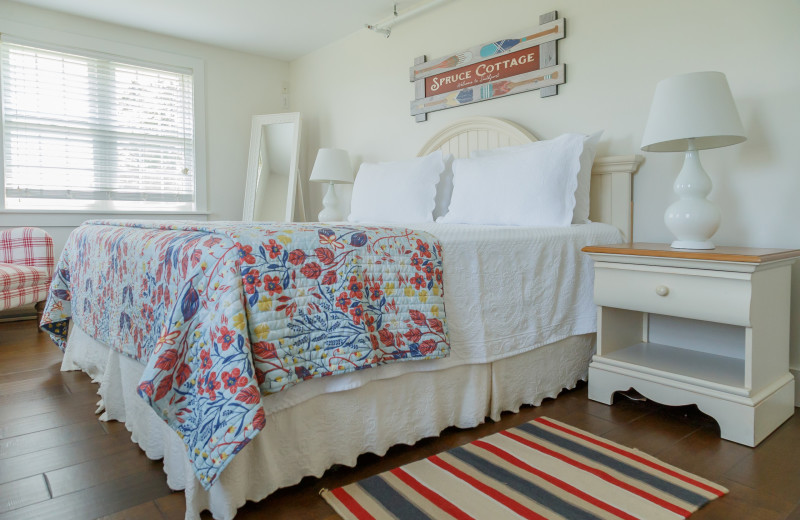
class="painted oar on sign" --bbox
[479,24,559,58]
[423,88,474,107]
[413,51,473,78]
[479,70,559,99]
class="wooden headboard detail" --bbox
[418,117,642,242]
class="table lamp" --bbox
[309,148,353,221]
[641,71,746,249]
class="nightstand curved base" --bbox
[589,362,795,447]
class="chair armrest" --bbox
[0,227,55,275]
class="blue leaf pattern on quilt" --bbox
[40,220,449,490]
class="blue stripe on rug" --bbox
[359,473,431,519]
[516,422,707,506]
[448,446,602,520]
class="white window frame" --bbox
[0,21,207,225]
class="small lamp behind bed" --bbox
[309,148,353,222]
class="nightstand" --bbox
[582,243,800,446]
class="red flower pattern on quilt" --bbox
[40,221,449,491]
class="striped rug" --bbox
[321,417,727,519]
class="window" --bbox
[0,36,201,212]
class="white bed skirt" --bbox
[62,325,594,520]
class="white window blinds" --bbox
[1,37,196,210]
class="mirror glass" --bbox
[242,112,304,222]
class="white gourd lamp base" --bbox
[664,139,720,250]
[317,181,343,222]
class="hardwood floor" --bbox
[2,318,800,519]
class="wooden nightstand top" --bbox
[582,242,800,264]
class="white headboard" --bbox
[417,117,642,242]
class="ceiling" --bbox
[7,0,422,61]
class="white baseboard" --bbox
[792,367,800,407]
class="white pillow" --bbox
[348,151,445,223]
[471,131,603,223]
[432,154,454,220]
[574,131,602,223]
[440,133,584,227]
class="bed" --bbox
[44,117,642,519]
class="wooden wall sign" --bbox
[410,11,565,122]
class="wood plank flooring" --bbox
[2,318,800,519]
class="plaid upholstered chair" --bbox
[0,227,55,325]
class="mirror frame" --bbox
[242,112,302,222]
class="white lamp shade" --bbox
[641,71,746,152]
[309,148,353,184]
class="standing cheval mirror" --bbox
[242,112,305,222]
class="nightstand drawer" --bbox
[593,264,751,326]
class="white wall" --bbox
[290,1,800,387]
[0,0,290,255]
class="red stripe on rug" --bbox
[472,439,638,520]
[501,430,692,518]
[330,487,376,520]
[534,417,725,497]
[390,467,477,520]
[428,454,549,520]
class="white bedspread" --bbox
[257,222,621,414]
[418,221,621,362]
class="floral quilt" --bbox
[41,220,449,489]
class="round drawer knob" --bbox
[655,285,669,297]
